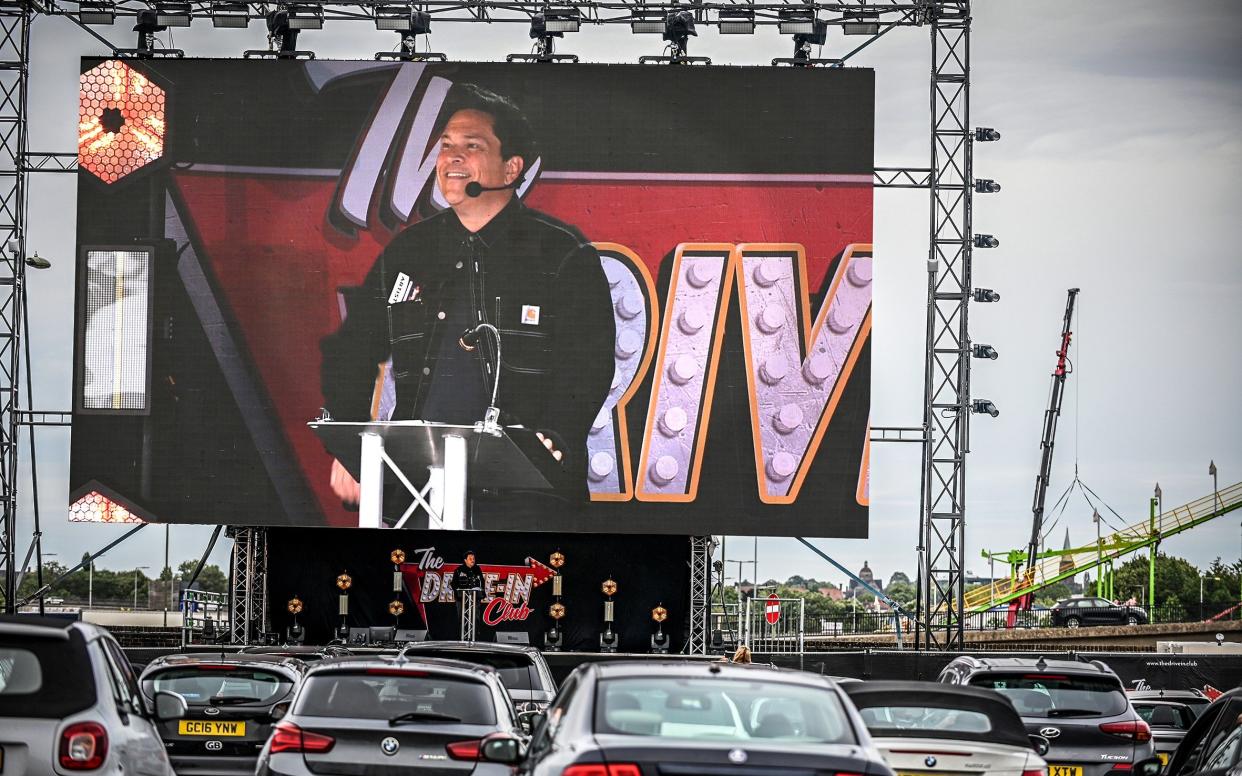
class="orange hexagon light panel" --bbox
[69,490,144,524]
[79,60,166,184]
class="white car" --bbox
[0,615,187,776]
[844,680,1049,776]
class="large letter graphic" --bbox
[735,243,873,503]
[588,244,657,500]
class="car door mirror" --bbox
[1132,757,1162,776]
[517,709,540,734]
[480,733,524,764]
[1027,734,1050,757]
[527,710,547,738]
[154,690,188,721]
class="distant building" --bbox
[848,561,881,598]
[819,585,845,602]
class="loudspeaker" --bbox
[348,627,370,645]
[394,628,427,643]
[496,631,530,645]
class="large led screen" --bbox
[71,59,874,536]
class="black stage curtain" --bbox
[266,528,690,653]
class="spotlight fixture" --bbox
[388,600,405,616]
[549,602,566,619]
[974,178,1001,193]
[973,287,1001,303]
[777,9,816,35]
[79,0,117,25]
[549,551,565,568]
[971,399,1000,417]
[843,13,880,35]
[717,8,755,34]
[651,605,668,623]
[287,597,304,614]
[211,1,249,27]
[130,9,166,55]
[253,8,315,57]
[285,4,323,28]
[390,548,406,564]
[542,7,580,33]
[375,4,430,32]
[630,9,665,34]
[25,253,52,270]
[972,343,999,360]
[287,622,306,645]
[155,1,191,27]
[513,8,580,63]
[336,573,352,590]
[975,127,1002,142]
[663,10,696,52]
[973,234,999,249]
[602,579,618,596]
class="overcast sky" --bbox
[17,1,1242,594]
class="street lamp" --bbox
[133,566,150,610]
[1200,575,1221,621]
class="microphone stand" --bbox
[468,323,504,436]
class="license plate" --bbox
[178,720,246,736]
[1049,767,1083,776]
[1158,753,1169,766]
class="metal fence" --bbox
[741,597,805,653]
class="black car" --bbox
[1131,699,1195,768]
[255,654,522,776]
[393,640,557,712]
[1162,688,1242,776]
[139,653,306,776]
[480,659,893,775]
[1050,597,1148,628]
[1128,688,1211,718]
[939,656,1157,776]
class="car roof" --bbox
[399,640,542,656]
[844,680,1012,702]
[143,652,306,674]
[1129,689,1208,700]
[947,655,1120,677]
[0,614,109,641]
[1130,698,1196,708]
[588,660,828,686]
[307,654,502,680]
[842,681,1031,749]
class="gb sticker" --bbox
[521,304,541,325]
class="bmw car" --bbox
[255,655,522,776]
[140,653,305,776]
[479,660,893,775]
[392,641,557,713]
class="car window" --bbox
[99,639,142,714]
[146,666,291,704]
[0,630,97,718]
[401,650,541,692]
[294,672,496,725]
[1203,726,1242,770]
[595,677,854,744]
[1136,703,1194,730]
[859,705,992,734]
[970,673,1127,718]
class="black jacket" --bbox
[320,198,616,499]
[451,563,485,593]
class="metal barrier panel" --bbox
[743,597,804,653]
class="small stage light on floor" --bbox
[546,602,565,651]
[375,5,445,61]
[335,572,352,642]
[286,596,305,644]
[650,604,669,654]
[509,8,580,63]
[600,578,619,653]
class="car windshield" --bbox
[1135,703,1196,730]
[970,673,1127,718]
[401,650,540,692]
[146,666,291,704]
[594,677,855,744]
[294,671,497,725]
[858,705,993,735]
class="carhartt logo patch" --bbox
[521,304,541,325]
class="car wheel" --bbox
[1126,614,1140,626]
[1065,616,1081,629]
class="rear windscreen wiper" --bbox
[1046,708,1101,717]
[209,696,263,706]
[388,711,462,726]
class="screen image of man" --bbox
[320,84,616,522]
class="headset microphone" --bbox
[464,179,520,198]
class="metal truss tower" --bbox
[688,536,710,654]
[0,4,29,613]
[229,526,268,643]
[917,0,972,649]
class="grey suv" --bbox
[0,615,187,776]
[940,656,1157,776]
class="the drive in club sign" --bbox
[399,546,555,627]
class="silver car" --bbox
[0,615,188,776]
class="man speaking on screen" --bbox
[320,84,615,519]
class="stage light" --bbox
[336,573,352,590]
[79,0,116,25]
[287,597,303,614]
[663,9,696,52]
[630,9,665,34]
[388,600,404,615]
[69,490,144,523]
[971,399,1000,418]
[549,551,565,568]
[77,247,154,412]
[843,14,880,35]
[541,7,580,33]
[974,234,999,249]
[549,602,565,619]
[284,4,323,29]
[390,548,406,564]
[211,2,249,28]
[973,287,1001,303]
[975,178,1001,193]
[717,8,755,34]
[287,622,306,645]
[25,253,52,270]
[651,605,668,622]
[602,579,618,596]
[375,4,430,33]
[155,2,191,27]
[778,9,816,35]
[972,344,999,360]
[975,127,1002,142]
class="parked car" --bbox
[480,659,894,775]
[238,645,352,663]
[1131,699,1195,768]
[393,640,557,712]
[1128,688,1212,718]
[0,614,187,776]
[254,654,523,776]
[940,655,1158,776]
[843,680,1050,775]
[1161,687,1242,776]
[1050,597,1148,628]
[139,653,306,776]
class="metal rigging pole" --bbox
[918,0,973,649]
[0,3,30,613]
[1023,288,1079,584]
